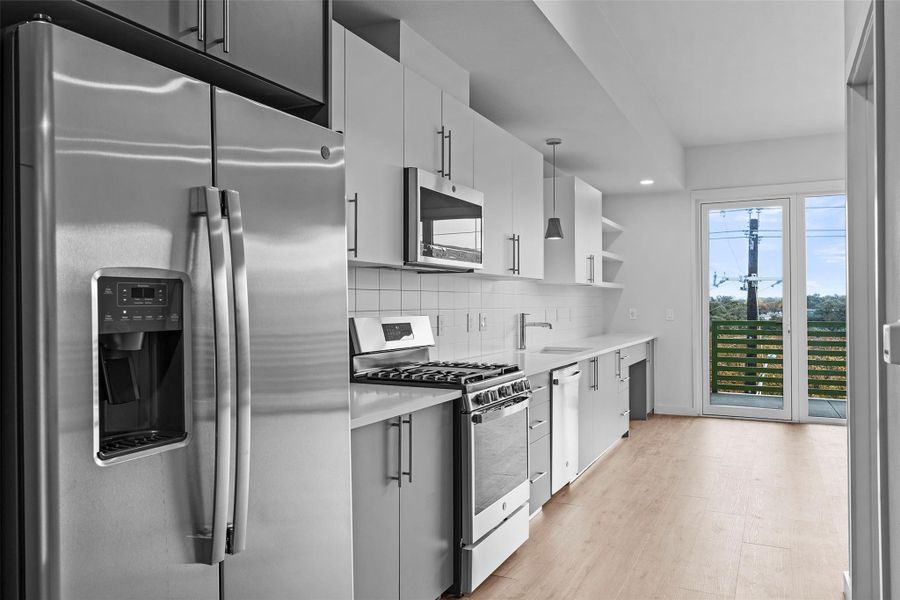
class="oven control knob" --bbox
[485,390,497,403]
[499,385,512,398]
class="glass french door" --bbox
[701,194,848,422]
[701,198,793,420]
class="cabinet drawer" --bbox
[528,434,551,513]
[529,372,551,402]
[620,343,647,369]
[528,400,550,442]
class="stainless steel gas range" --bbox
[350,315,532,594]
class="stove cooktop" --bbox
[356,360,521,388]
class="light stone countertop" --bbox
[349,332,656,428]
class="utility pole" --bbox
[747,210,759,320]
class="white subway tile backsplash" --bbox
[356,289,379,312]
[347,266,606,359]
[355,268,379,290]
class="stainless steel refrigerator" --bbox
[1,20,353,600]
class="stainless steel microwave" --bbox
[404,168,484,271]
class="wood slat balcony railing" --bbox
[710,320,846,400]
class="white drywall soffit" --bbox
[534,0,686,189]
[595,0,845,147]
[332,0,685,194]
[687,133,847,191]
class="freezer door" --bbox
[13,22,220,599]
[213,89,353,598]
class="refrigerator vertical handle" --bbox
[223,0,231,52]
[197,0,205,41]
[190,186,234,565]
[223,190,252,555]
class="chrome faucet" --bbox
[518,312,552,350]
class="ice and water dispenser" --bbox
[93,269,191,464]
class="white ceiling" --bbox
[333,0,845,194]
[595,0,846,147]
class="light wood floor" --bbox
[470,415,848,600]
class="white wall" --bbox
[603,192,696,414]
[348,267,606,360]
[687,132,846,190]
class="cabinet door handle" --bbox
[447,129,452,180]
[437,126,447,177]
[529,419,547,430]
[223,0,231,52]
[529,471,548,484]
[517,234,522,275]
[508,234,520,274]
[402,414,413,483]
[620,410,631,417]
[594,357,600,391]
[197,0,205,41]
[347,194,358,257]
[390,420,402,488]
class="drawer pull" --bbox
[529,471,548,484]
[620,410,631,417]
[530,385,549,394]
[529,419,547,430]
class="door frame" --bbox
[691,180,846,423]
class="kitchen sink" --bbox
[538,346,591,354]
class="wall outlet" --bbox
[479,312,487,332]
[628,308,638,320]
[467,313,474,333]
[665,308,675,321]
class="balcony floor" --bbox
[711,392,846,419]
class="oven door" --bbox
[405,167,484,270]
[463,394,530,543]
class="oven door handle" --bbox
[471,396,529,424]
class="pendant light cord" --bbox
[552,144,557,217]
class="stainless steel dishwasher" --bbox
[551,363,582,494]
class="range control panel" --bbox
[97,276,183,334]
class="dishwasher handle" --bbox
[553,370,582,385]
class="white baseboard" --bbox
[843,571,851,600]
[654,404,700,416]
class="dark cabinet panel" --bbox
[85,0,204,50]
[205,0,324,102]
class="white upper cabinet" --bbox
[512,140,544,280]
[344,31,404,266]
[403,68,474,188]
[403,68,444,175]
[441,92,475,188]
[543,175,604,285]
[474,114,514,276]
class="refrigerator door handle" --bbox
[222,189,252,556]
[190,186,235,565]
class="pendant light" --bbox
[545,138,564,240]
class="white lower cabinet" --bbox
[578,352,628,474]
[351,402,454,600]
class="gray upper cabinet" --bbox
[441,91,474,188]
[351,402,454,600]
[512,139,545,280]
[204,0,324,102]
[474,113,514,276]
[330,20,345,133]
[85,0,205,50]
[85,0,326,102]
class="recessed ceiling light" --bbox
[640,179,654,185]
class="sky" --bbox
[707,195,846,301]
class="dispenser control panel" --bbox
[97,276,183,334]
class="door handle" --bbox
[402,414,413,483]
[621,410,631,416]
[553,371,582,385]
[222,190,251,556]
[593,357,599,391]
[390,420,402,488]
[529,471,548,484]
[190,186,235,565]
[529,419,547,430]
[347,194,358,257]
[508,234,520,274]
